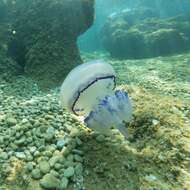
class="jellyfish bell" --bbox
[60,60,132,139]
[60,60,116,116]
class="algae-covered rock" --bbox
[1,0,95,88]
[64,166,75,178]
[60,177,69,189]
[104,28,146,59]
[40,173,60,189]
[101,8,190,59]
[146,28,188,57]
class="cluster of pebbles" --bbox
[0,77,90,189]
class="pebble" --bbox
[32,168,42,179]
[6,117,17,126]
[70,128,80,137]
[40,173,60,189]
[0,136,4,144]
[39,161,50,174]
[54,163,62,170]
[60,177,69,189]
[152,119,159,125]
[76,137,82,145]
[27,180,43,190]
[72,149,84,155]
[44,133,54,142]
[29,146,37,154]
[96,134,105,142]
[26,162,34,172]
[64,160,75,167]
[75,163,83,176]
[56,139,66,150]
[15,137,26,145]
[50,170,60,178]
[49,156,60,167]
[74,154,83,162]
[64,166,75,178]
[145,174,157,182]
[62,147,70,156]
[0,152,8,160]
[15,152,26,160]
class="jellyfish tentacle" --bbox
[84,90,132,138]
[117,122,128,139]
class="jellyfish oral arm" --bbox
[117,122,128,139]
[84,90,132,138]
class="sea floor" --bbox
[0,51,190,190]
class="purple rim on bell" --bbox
[72,75,116,115]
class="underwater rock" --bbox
[32,168,42,180]
[40,173,60,189]
[0,152,8,160]
[5,0,95,89]
[64,166,75,178]
[101,8,190,59]
[147,28,188,57]
[60,177,69,189]
[95,134,105,143]
[39,161,50,174]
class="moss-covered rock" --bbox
[103,28,146,59]
[146,28,188,57]
[1,0,95,88]
[101,8,190,59]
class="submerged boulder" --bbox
[101,8,190,59]
[4,0,95,88]
[146,28,187,57]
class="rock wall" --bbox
[1,0,95,88]
[101,8,190,59]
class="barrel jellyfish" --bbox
[60,60,132,138]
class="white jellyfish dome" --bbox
[60,60,132,139]
[60,60,116,116]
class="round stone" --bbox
[40,173,60,189]
[60,177,69,190]
[56,139,66,150]
[50,170,60,178]
[96,134,105,142]
[74,154,83,162]
[39,161,50,174]
[26,162,34,172]
[6,117,17,126]
[32,168,42,179]
[15,152,26,160]
[0,152,8,160]
[64,167,75,178]
[54,163,62,170]
[49,156,60,167]
[75,163,83,176]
